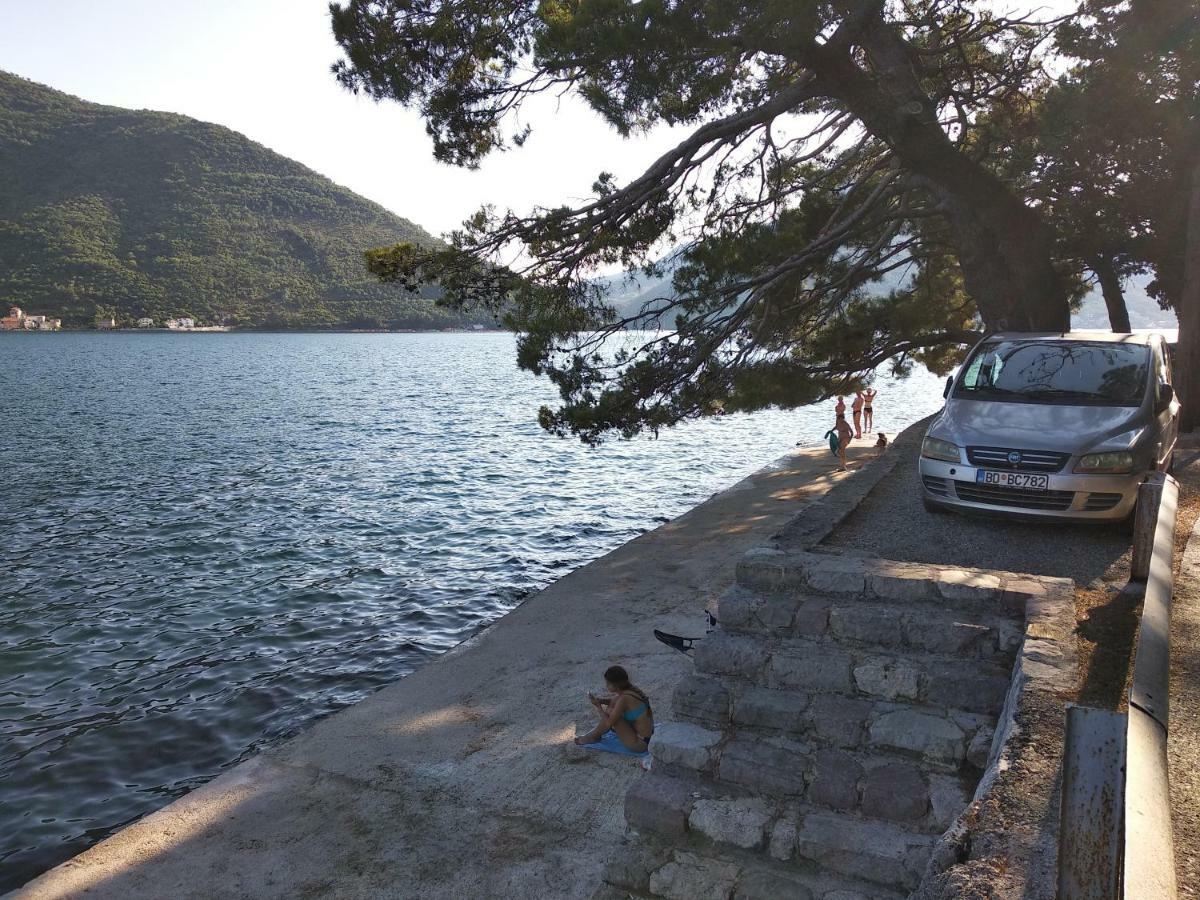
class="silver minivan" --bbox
[919,332,1179,522]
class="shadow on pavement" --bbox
[1075,582,1144,708]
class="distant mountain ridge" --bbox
[600,254,1177,332]
[0,71,490,329]
[1071,275,1176,330]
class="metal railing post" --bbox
[1132,477,1166,582]
[1058,705,1127,899]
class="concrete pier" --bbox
[13,444,887,899]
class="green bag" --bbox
[824,429,839,455]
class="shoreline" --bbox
[0,328,509,335]
[12,440,893,899]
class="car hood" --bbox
[932,398,1146,453]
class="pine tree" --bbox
[329,1,1119,440]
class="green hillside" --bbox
[0,72,490,329]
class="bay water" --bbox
[0,331,944,887]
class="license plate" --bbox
[975,470,1049,491]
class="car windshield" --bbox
[954,340,1150,407]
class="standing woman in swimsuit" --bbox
[863,387,877,432]
[851,390,865,439]
[575,665,654,752]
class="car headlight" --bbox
[1075,451,1134,474]
[921,436,960,463]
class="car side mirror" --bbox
[943,376,953,399]
[1157,382,1174,413]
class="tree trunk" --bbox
[1177,154,1200,432]
[1092,257,1132,332]
[930,185,1069,333]
[804,26,1072,333]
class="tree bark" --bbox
[1092,256,1132,333]
[1177,154,1200,431]
[801,24,1071,333]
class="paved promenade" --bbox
[13,443,886,900]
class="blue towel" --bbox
[581,729,649,757]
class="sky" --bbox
[0,0,684,238]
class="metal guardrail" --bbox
[1124,473,1177,900]
[1059,473,1179,900]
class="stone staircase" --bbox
[604,548,1061,899]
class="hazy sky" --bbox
[0,1,1077,240]
[0,0,684,237]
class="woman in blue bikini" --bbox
[574,665,654,752]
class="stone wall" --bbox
[603,548,1076,899]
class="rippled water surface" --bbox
[0,332,944,887]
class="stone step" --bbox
[648,719,975,833]
[717,585,1023,659]
[693,631,1013,716]
[732,857,908,900]
[623,773,934,894]
[791,808,936,891]
[604,842,908,900]
[735,547,1066,616]
[664,678,996,770]
[625,770,721,841]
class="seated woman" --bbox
[574,665,654,752]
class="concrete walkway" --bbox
[13,444,885,900]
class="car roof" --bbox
[987,330,1172,346]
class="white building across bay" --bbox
[1,306,62,331]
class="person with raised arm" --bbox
[863,387,878,432]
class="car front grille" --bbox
[1083,492,1124,512]
[966,446,1071,474]
[953,481,1076,511]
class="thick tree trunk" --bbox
[1177,155,1200,431]
[804,26,1071,333]
[1092,257,1132,333]
[930,185,1069,333]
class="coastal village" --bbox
[0,306,495,332]
[1,306,60,331]
[0,306,231,332]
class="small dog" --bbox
[874,432,888,449]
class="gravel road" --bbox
[822,438,1131,587]
[1172,514,1200,896]
[1166,457,1200,896]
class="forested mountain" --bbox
[0,71,492,329]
